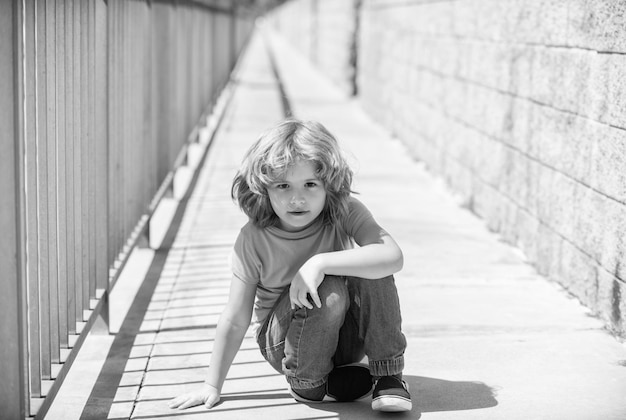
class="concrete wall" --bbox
[270,0,626,338]
[270,0,358,95]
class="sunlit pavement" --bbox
[47,25,626,420]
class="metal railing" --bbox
[1,1,255,418]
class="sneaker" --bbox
[372,376,412,412]
[326,363,374,402]
[289,363,373,404]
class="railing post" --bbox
[92,0,110,336]
[0,1,257,416]
[230,4,237,70]
[0,1,27,418]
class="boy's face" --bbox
[267,159,327,232]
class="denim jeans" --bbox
[255,275,407,390]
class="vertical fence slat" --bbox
[87,0,95,304]
[42,0,56,382]
[108,0,118,269]
[171,3,178,174]
[32,0,49,399]
[144,2,152,208]
[0,2,27,418]
[143,4,155,208]
[206,12,214,106]
[183,8,192,134]
[82,0,94,310]
[79,0,88,313]
[24,6,38,281]
[23,3,40,387]
[122,1,130,245]
[95,0,108,294]
[23,0,39,413]
[71,0,82,335]
[118,1,125,254]
[129,2,139,228]
[50,0,65,370]
[61,0,73,354]
[118,1,125,246]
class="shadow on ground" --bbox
[407,375,498,413]
[183,375,498,420]
[292,375,498,419]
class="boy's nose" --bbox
[290,196,305,206]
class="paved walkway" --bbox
[49,24,626,420]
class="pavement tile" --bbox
[132,332,157,347]
[158,317,219,333]
[150,341,212,358]
[161,306,221,320]
[129,345,153,360]
[119,371,145,388]
[148,353,208,371]
[142,368,206,388]
[145,300,169,311]
[152,329,214,345]
[139,320,162,334]
[107,401,135,420]
[124,357,150,373]
[113,385,141,403]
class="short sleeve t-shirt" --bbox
[231,196,381,330]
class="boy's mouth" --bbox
[289,210,309,216]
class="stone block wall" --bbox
[270,0,626,337]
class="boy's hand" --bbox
[290,256,324,310]
[168,383,220,410]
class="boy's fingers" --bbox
[168,397,185,408]
[289,291,298,309]
[205,395,220,408]
[289,297,299,310]
[310,292,322,308]
[300,291,313,309]
[178,399,193,409]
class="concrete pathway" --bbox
[49,24,626,420]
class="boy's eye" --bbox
[275,183,289,190]
[305,182,318,188]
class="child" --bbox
[168,119,412,412]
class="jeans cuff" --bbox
[286,375,327,390]
[369,355,404,377]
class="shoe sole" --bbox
[289,387,337,404]
[372,395,413,412]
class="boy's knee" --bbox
[320,276,348,303]
[315,276,349,320]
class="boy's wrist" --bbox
[203,381,220,391]
[309,253,328,276]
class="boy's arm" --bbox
[290,216,403,309]
[205,276,256,390]
[169,276,256,409]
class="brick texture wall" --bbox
[270,0,626,338]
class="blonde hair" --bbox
[231,119,354,228]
